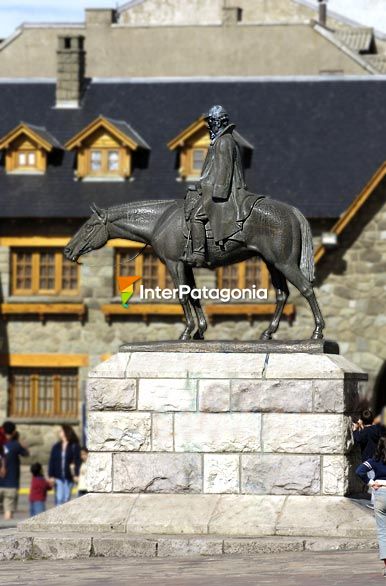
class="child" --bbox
[77,447,89,497]
[29,463,51,517]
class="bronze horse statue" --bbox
[64,198,325,341]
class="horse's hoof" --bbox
[311,332,324,340]
[179,333,192,341]
[193,330,205,340]
[260,332,272,341]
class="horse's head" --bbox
[64,203,109,263]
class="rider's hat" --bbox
[204,105,229,120]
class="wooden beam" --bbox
[1,303,85,315]
[0,354,89,367]
[0,236,71,247]
[106,239,145,249]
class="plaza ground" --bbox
[0,550,383,585]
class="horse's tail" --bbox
[291,206,315,283]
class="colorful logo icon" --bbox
[117,276,142,308]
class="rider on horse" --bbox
[183,104,261,267]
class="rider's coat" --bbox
[199,124,257,243]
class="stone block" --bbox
[322,455,349,495]
[157,537,223,557]
[126,494,219,534]
[230,379,312,412]
[175,413,261,452]
[89,353,130,379]
[223,537,305,555]
[93,536,157,557]
[32,536,91,559]
[113,453,202,493]
[127,351,266,379]
[263,414,347,454]
[19,494,139,533]
[138,378,197,411]
[276,496,376,538]
[263,353,366,380]
[304,537,378,551]
[241,454,320,495]
[204,454,239,493]
[152,413,173,451]
[208,495,286,536]
[0,534,33,560]
[87,378,136,411]
[199,379,230,412]
[313,379,360,413]
[88,412,151,452]
[87,452,112,492]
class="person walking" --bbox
[0,421,29,520]
[48,425,81,506]
[356,436,386,577]
[77,447,89,497]
[29,463,52,517]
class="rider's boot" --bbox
[182,221,206,267]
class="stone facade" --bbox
[85,350,365,497]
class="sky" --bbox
[0,0,118,38]
[0,0,386,40]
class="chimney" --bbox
[223,6,243,26]
[318,0,327,27]
[56,35,86,109]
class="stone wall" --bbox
[86,350,364,497]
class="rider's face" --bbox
[208,115,228,136]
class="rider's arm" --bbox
[212,135,234,201]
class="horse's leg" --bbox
[260,263,289,341]
[184,265,208,340]
[275,262,325,340]
[166,260,196,340]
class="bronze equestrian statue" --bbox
[64,105,325,341]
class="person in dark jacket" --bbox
[357,437,386,576]
[0,421,29,520]
[353,409,384,461]
[48,424,81,506]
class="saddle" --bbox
[182,187,267,244]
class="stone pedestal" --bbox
[19,343,376,544]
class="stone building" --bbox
[0,2,385,78]
[0,34,386,459]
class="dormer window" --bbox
[65,116,150,181]
[17,150,37,169]
[0,123,62,175]
[168,115,254,181]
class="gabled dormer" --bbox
[0,122,62,174]
[167,115,253,181]
[65,116,150,181]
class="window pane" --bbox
[39,251,56,290]
[245,258,262,288]
[18,152,27,166]
[108,150,119,171]
[219,265,240,290]
[90,150,102,171]
[27,152,36,166]
[192,149,205,170]
[14,251,33,290]
[142,252,159,289]
[62,257,78,291]
[9,368,78,418]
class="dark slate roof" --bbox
[0,78,386,219]
[24,123,63,149]
[103,116,150,149]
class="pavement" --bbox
[0,550,384,586]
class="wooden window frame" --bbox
[115,247,172,296]
[217,259,271,292]
[17,150,37,169]
[11,248,80,296]
[8,367,79,419]
[87,148,122,176]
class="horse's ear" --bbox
[90,203,106,222]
